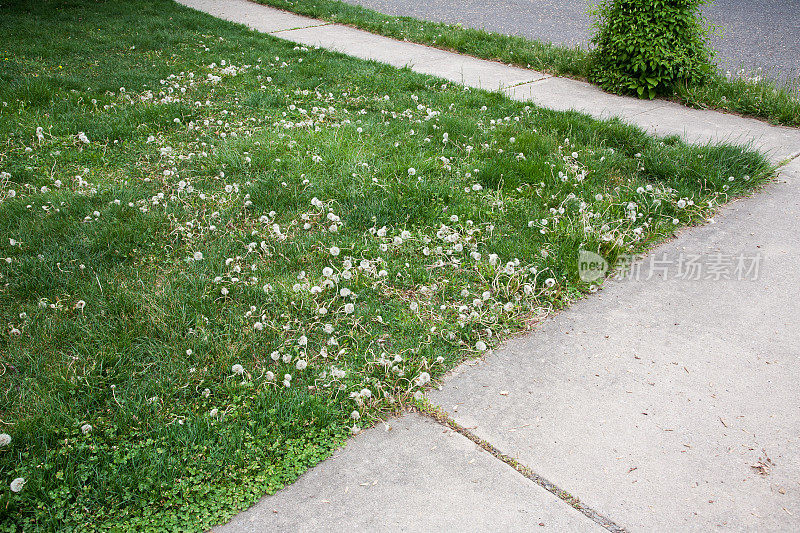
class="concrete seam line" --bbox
[415,403,628,533]
[269,22,333,34]
[503,77,552,90]
[507,76,553,90]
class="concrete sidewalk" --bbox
[175,0,800,530]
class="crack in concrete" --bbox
[418,404,628,533]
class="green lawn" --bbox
[256,0,800,127]
[0,0,773,530]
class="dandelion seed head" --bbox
[10,478,25,493]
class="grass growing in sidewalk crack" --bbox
[256,0,800,127]
[0,0,772,529]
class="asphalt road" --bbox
[343,0,800,82]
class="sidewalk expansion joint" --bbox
[269,22,333,34]
[416,403,627,533]
[502,77,551,90]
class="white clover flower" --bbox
[10,477,25,493]
[0,434,10,446]
[360,388,372,398]
[75,300,86,310]
[76,132,90,144]
[253,322,263,331]
[298,335,308,346]
[407,167,416,176]
[475,340,487,351]
[489,254,499,265]
[322,267,334,277]
[318,307,328,316]
[350,410,360,420]
[265,371,275,381]
[330,246,340,256]
[676,199,687,209]
[231,364,244,375]
[415,372,431,386]
[343,303,355,314]
[81,424,92,435]
[544,278,556,288]
[271,351,280,361]
[193,251,203,261]
[324,323,334,334]
[339,288,351,298]
[296,359,308,370]
[409,302,419,312]
[209,408,219,417]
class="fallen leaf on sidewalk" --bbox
[751,449,774,476]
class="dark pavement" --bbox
[343,0,800,82]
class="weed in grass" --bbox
[0,0,773,530]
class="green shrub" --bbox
[589,0,715,99]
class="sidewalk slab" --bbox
[278,24,547,90]
[428,159,800,531]
[215,413,605,532]
[506,79,800,162]
[636,101,800,163]
[180,0,324,33]
[504,77,671,121]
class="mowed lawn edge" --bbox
[0,0,774,530]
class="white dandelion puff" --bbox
[10,478,25,493]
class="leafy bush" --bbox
[589,0,715,99]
